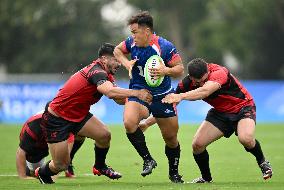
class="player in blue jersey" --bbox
[114,11,184,183]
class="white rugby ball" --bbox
[144,55,165,87]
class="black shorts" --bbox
[205,105,256,138]
[19,132,49,163]
[41,111,93,143]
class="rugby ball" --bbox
[144,55,165,87]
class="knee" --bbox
[192,139,206,153]
[123,118,138,133]
[97,130,111,145]
[163,134,178,148]
[238,135,255,148]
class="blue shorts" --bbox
[128,93,177,118]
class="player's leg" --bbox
[156,116,183,183]
[191,120,223,183]
[35,140,69,184]
[123,100,156,176]
[77,116,121,179]
[237,118,272,179]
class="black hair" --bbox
[127,10,153,31]
[187,58,208,79]
[98,43,115,57]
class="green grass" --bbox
[0,123,283,190]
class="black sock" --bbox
[245,139,265,165]
[193,150,212,181]
[126,128,152,161]
[70,137,85,163]
[39,160,58,177]
[165,144,180,175]
[94,145,109,169]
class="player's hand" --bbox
[148,61,169,78]
[128,58,138,79]
[137,89,152,104]
[162,93,182,104]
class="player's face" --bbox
[190,72,209,87]
[130,23,150,47]
[105,56,121,75]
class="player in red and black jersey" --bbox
[36,43,152,184]
[16,112,75,179]
[162,58,273,183]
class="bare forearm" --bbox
[165,64,184,78]
[180,88,209,101]
[107,87,138,99]
[16,147,27,179]
[114,48,131,70]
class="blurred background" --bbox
[0,0,284,124]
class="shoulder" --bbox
[208,64,229,85]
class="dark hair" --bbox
[187,58,208,79]
[127,11,153,31]
[98,43,115,57]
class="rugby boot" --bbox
[191,177,212,183]
[169,173,184,183]
[65,164,75,178]
[35,167,54,184]
[93,165,122,180]
[259,160,273,180]
[141,159,157,177]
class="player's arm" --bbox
[97,80,152,104]
[163,57,184,78]
[138,116,157,132]
[162,81,220,104]
[16,147,28,179]
[114,42,137,70]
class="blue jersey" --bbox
[122,34,181,96]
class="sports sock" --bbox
[70,137,85,162]
[94,145,109,169]
[165,143,180,175]
[126,127,152,161]
[245,139,265,165]
[193,150,212,181]
[39,160,58,177]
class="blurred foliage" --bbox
[0,0,283,79]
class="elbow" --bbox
[175,64,185,78]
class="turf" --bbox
[0,123,283,190]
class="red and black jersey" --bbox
[176,63,254,113]
[19,113,49,162]
[49,59,115,122]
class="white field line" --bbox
[0,173,94,177]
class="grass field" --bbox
[0,123,283,190]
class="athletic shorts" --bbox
[41,111,93,143]
[19,132,49,163]
[26,158,45,172]
[205,105,256,138]
[128,92,177,118]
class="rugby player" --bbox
[114,11,184,183]
[36,43,152,184]
[162,58,273,183]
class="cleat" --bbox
[35,167,54,184]
[169,173,184,183]
[141,159,157,177]
[65,164,75,178]
[259,160,273,180]
[191,177,212,183]
[93,165,122,180]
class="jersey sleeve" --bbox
[88,69,109,86]
[122,36,133,54]
[208,69,228,86]
[175,76,192,94]
[162,40,181,66]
